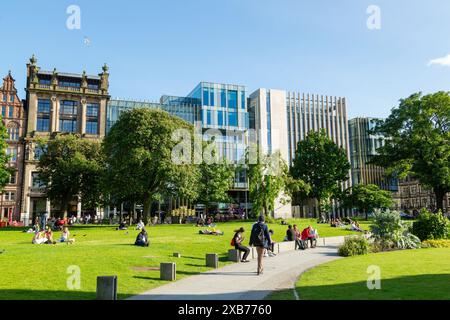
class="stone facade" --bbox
[0,72,27,222]
[20,55,110,225]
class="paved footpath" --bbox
[129,236,345,300]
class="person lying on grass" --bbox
[199,228,224,235]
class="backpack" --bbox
[252,223,265,247]
[230,237,236,246]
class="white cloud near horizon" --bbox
[428,54,450,67]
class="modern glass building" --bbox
[106,82,250,202]
[348,117,398,191]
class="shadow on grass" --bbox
[291,274,450,300]
[0,289,129,300]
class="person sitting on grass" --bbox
[232,227,250,262]
[135,228,149,247]
[32,230,48,244]
[135,220,145,230]
[116,221,128,231]
[59,226,75,244]
[44,226,56,244]
[350,221,363,232]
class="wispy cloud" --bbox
[428,54,450,67]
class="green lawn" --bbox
[268,248,450,300]
[0,219,369,300]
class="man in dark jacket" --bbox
[249,215,272,275]
[286,225,295,241]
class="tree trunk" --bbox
[143,193,151,225]
[365,209,368,221]
[434,187,446,213]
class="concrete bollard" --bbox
[160,263,176,281]
[173,253,181,258]
[322,238,326,246]
[228,249,241,262]
[251,247,256,259]
[206,253,219,268]
[96,276,117,300]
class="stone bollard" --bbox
[173,253,181,258]
[228,249,241,262]
[96,276,117,300]
[322,238,326,246]
[206,253,219,268]
[160,263,176,281]
[251,247,256,259]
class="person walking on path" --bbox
[232,227,250,262]
[249,215,272,275]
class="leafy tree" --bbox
[0,117,14,192]
[412,209,449,241]
[248,150,308,218]
[342,184,394,220]
[37,134,105,217]
[291,129,350,218]
[103,108,199,225]
[197,155,234,216]
[371,92,450,212]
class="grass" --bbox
[268,248,450,300]
[0,219,370,300]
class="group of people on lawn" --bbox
[330,218,364,232]
[286,224,318,250]
[31,225,75,245]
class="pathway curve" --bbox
[128,236,345,300]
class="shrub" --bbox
[370,209,421,251]
[412,209,449,241]
[421,239,450,248]
[338,236,370,257]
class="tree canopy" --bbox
[370,91,450,211]
[103,108,199,224]
[37,134,105,217]
[290,129,350,216]
[341,184,394,220]
[0,118,14,192]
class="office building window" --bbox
[203,87,210,106]
[228,90,237,109]
[228,112,238,127]
[206,110,213,126]
[220,89,226,107]
[241,91,245,109]
[86,121,98,134]
[7,126,19,141]
[88,83,99,90]
[218,111,224,126]
[39,79,51,86]
[266,92,272,154]
[209,88,215,107]
[59,80,81,88]
[37,99,51,132]
[9,174,16,184]
[34,145,46,160]
[86,103,99,117]
[7,148,17,162]
[32,172,45,188]
[4,192,15,201]
[8,106,13,118]
[59,100,78,133]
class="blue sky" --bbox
[1,0,450,118]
